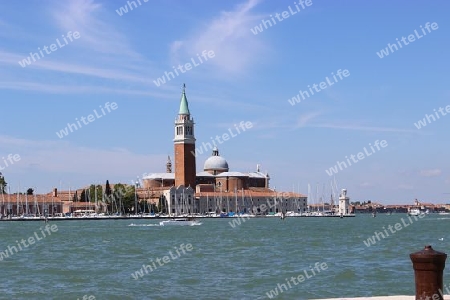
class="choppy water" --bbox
[0,214,449,300]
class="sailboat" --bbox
[160,189,202,226]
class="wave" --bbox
[128,223,160,227]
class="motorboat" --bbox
[408,208,425,216]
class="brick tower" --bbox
[174,84,196,188]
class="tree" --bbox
[73,191,78,202]
[112,183,124,211]
[80,190,87,202]
[122,185,136,214]
[103,181,112,212]
[89,184,103,203]
[26,188,34,195]
[0,173,7,194]
[105,180,112,197]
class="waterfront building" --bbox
[0,85,307,217]
[143,85,307,215]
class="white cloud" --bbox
[311,123,417,133]
[51,0,141,58]
[359,182,374,188]
[170,0,267,74]
[420,169,442,177]
[0,0,167,96]
[0,135,165,188]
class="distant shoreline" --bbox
[0,215,356,221]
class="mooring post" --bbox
[410,245,447,300]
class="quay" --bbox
[314,245,448,300]
[312,297,450,300]
[0,214,356,221]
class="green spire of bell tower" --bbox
[179,83,190,115]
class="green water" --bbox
[0,214,448,300]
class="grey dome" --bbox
[204,147,229,172]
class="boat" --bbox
[408,208,425,216]
[159,218,201,226]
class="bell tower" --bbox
[174,84,196,188]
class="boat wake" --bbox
[128,223,160,227]
[425,218,450,221]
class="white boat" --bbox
[159,218,201,226]
[408,208,425,216]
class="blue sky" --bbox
[0,0,449,204]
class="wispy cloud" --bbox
[310,123,417,133]
[51,0,141,58]
[0,80,173,97]
[243,111,323,132]
[0,135,164,184]
[170,0,267,74]
[359,182,374,188]
[0,0,164,95]
[0,49,153,84]
[295,111,323,128]
[420,169,442,177]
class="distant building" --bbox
[0,85,307,217]
[142,85,307,215]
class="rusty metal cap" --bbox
[410,245,447,269]
[411,245,447,258]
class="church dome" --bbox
[204,147,229,173]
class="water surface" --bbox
[0,214,448,300]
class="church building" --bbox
[142,85,307,215]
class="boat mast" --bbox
[51,188,55,217]
[25,193,28,215]
[16,184,19,216]
[34,189,39,216]
[322,183,326,213]
[182,188,185,216]
[235,188,237,214]
[220,185,223,214]
[241,188,244,214]
[7,186,10,217]
[95,184,98,214]
[0,185,4,217]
